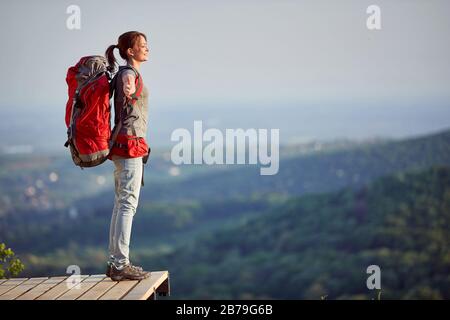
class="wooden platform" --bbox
[0,271,169,300]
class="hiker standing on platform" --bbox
[104,31,151,281]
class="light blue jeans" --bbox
[108,157,143,268]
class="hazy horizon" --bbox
[1,100,449,154]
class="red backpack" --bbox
[64,55,144,168]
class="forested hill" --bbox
[155,165,450,299]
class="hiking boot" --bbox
[106,262,144,278]
[109,263,150,281]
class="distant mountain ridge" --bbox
[138,128,450,202]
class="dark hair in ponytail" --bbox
[105,31,147,73]
[105,44,118,72]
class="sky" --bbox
[0,0,449,150]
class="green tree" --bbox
[0,243,25,279]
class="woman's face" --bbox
[128,36,149,62]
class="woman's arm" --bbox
[121,70,136,98]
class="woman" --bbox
[104,31,151,281]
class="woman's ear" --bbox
[127,48,135,58]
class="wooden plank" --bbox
[16,277,67,300]
[122,271,169,300]
[35,275,89,300]
[0,279,8,285]
[0,278,28,296]
[0,277,48,300]
[0,278,28,281]
[76,277,117,300]
[57,275,106,300]
[99,280,139,300]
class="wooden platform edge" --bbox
[0,271,170,300]
[122,270,170,300]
